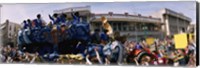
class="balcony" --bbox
[92,15,161,23]
[119,31,164,36]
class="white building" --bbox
[54,6,193,41]
[0,20,20,47]
[91,12,164,41]
[54,6,165,41]
[151,8,192,35]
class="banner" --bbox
[174,33,188,49]
[146,37,155,45]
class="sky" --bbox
[0,1,196,24]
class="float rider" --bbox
[33,14,45,29]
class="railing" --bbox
[119,31,164,35]
[94,15,161,23]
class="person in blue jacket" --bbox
[86,44,106,64]
[135,43,143,50]
[27,19,32,29]
[100,29,110,44]
[23,20,29,29]
[49,13,61,25]
[71,12,80,25]
[60,13,68,25]
[33,14,46,29]
[91,29,101,44]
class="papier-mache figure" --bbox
[101,16,113,37]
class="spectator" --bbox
[91,29,101,44]
[27,19,32,29]
[187,43,195,56]
[60,13,68,25]
[135,43,143,50]
[71,12,80,24]
[33,14,46,29]
[22,20,29,29]
[100,29,110,45]
[50,13,59,24]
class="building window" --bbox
[122,22,127,31]
[118,23,121,31]
[95,23,101,27]
[14,26,17,32]
[136,23,142,31]
[9,33,12,37]
[10,26,12,30]
[113,27,117,31]
[129,26,132,31]
[112,22,117,31]
[141,24,148,31]
[123,27,126,31]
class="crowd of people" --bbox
[124,37,196,66]
[0,11,197,67]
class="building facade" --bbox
[151,8,192,35]
[91,12,164,41]
[0,20,21,47]
[54,6,165,41]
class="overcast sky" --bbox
[0,1,196,24]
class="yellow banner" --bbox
[146,37,155,45]
[174,33,188,49]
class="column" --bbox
[165,15,170,35]
[135,23,138,41]
[176,17,179,34]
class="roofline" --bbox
[162,8,192,21]
[54,5,91,13]
[93,13,161,20]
